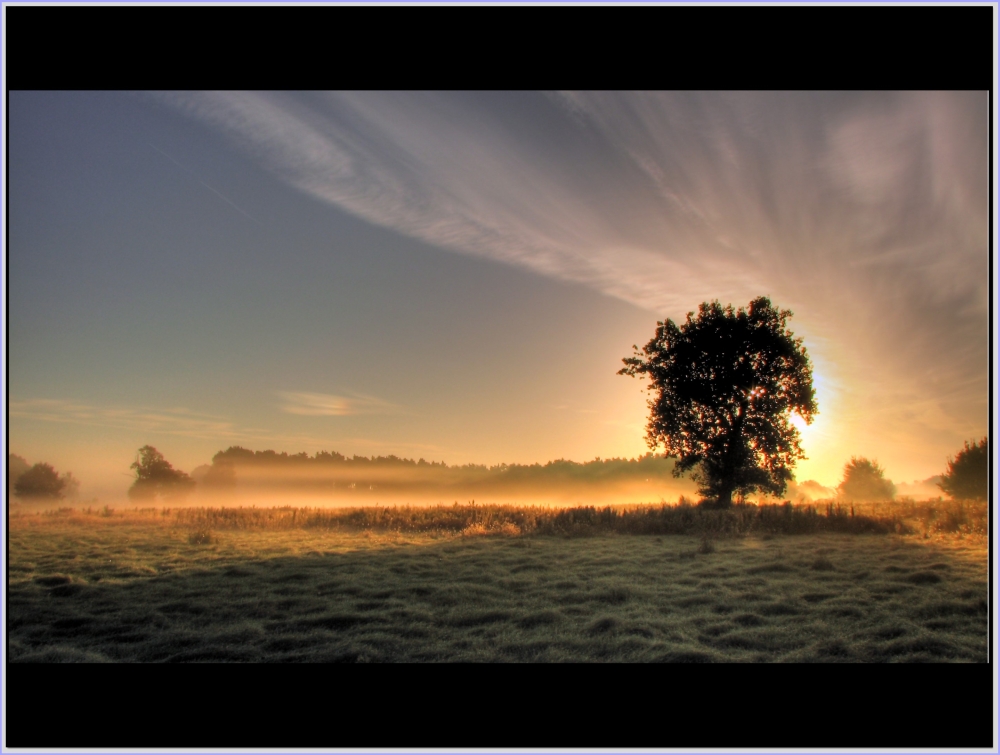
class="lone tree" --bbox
[938,437,988,501]
[837,457,895,501]
[8,454,31,498]
[14,463,66,500]
[129,445,195,501]
[619,297,817,508]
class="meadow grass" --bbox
[7,501,988,662]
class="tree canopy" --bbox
[938,437,988,501]
[837,457,895,502]
[8,454,31,497]
[619,297,817,507]
[129,446,195,501]
[14,463,66,500]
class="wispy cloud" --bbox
[10,398,321,448]
[10,398,442,460]
[278,391,400,417]
[152,91,761,315]
[154,91,988,461]
[154,91,985,318]
[9,399,240,438]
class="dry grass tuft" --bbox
[461,521,522,537]
[187,530,215,545]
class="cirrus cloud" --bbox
[278,391,400,417]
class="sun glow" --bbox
[783,359,847,487]
[789,411,809,433]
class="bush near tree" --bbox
[129,446,196,501]
[938,437,988,501]
[837,457,895,502]
[60,472,80,500]
[619,297,816,508]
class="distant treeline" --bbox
[194,446,695,500]
[210,447,452,469]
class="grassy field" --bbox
[6,502,989,662]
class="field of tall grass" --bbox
[7,500,988,662]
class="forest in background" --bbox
[187,446,700,504]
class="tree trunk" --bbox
[716,404,746,509]
[716,485,734,509]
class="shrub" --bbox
[59,472,80,500]
[837,457,895,502]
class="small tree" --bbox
[129,446,195,501]
[837,457,895,502]
[938,437,988,501]
[8,454,31,498]
[14,463,66,500]
[619,297,817,507]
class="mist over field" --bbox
[14,444,907,512]
[9,449,700,510]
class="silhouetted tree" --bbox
[837,457,895,501]
[8,454,31,498]
[938,437,988,501]
[14,463,66,500]
[129,446,195,501]
[619,297,817,508]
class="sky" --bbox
[5,91,992,500]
